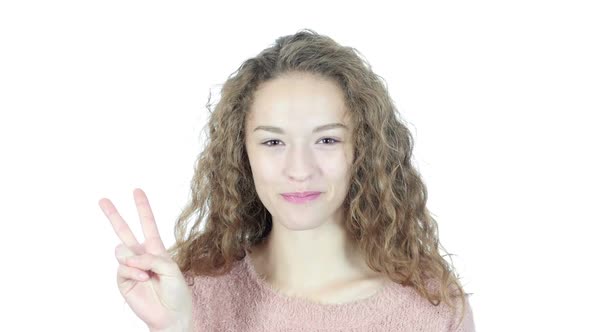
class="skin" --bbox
[99,189,193,332]
[245,71,388,302]
[99,72,388,330]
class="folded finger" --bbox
[125,253,177,277]
[117,263,150,282]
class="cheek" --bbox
[320,154,352,201]
[319,150,351,177]
[249,154,278,186]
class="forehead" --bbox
[247,72,349,128]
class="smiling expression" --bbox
[244,71,354,230]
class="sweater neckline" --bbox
[241,251,412,329]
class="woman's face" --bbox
[245,72,354,231]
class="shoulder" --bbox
[451,294,476,332]
[184,259,245,288]
[182,259,253,330]
[183,259,251,308]
[379,280,476,331]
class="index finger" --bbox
[98,197,141,249]
[133,188,166,253]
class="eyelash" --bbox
[261,137,341,147]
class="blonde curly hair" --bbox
[168,28,471,325]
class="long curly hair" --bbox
[168,28,470,324]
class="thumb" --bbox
[124,253,179,277]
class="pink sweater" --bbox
[186,252,476,331]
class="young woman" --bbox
[99,29,475,331]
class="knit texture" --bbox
[186,252,475,331]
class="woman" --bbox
[99,29,475,331]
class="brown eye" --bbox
[262,139,282,147]
[261,138,340,147]
[319,137,340,145]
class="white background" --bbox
[1,1,588,331]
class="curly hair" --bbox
[168,28,470,325]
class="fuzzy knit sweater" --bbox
[185,252,476,331]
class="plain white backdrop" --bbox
[1,1,588,331]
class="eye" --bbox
[318,137,340,145]
[261,138,341,147]
[262,139,283,147]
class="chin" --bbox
[274,217,325,231]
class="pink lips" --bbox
[281,192,322,204]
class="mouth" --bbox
[281,191,321,198]
[280,192,322,204]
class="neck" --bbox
[249,216,376,294]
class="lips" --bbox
[281,191,321,198]
[281,192,322,204]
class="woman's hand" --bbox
[99,188,194,332]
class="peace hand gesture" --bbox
[99,188,194,332]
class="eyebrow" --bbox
[253,123,348,134]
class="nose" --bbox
[284,144,316,182]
